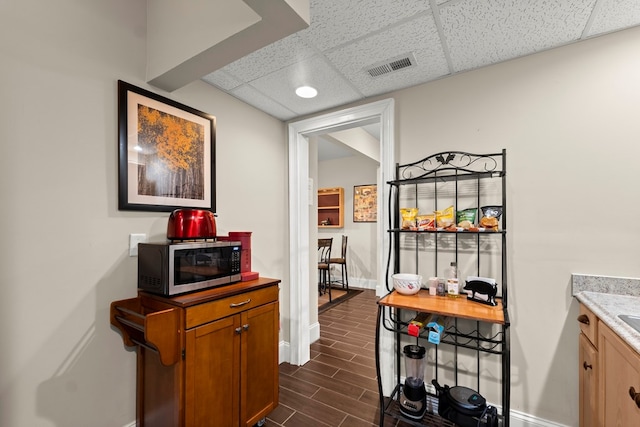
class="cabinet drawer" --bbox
[578,304,598,347]
[185,285,278,329]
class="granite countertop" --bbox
[572,274,640,355]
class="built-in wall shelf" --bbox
[318,187,344,228]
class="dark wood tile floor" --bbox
[264,289,413,427]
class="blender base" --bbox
[399,389,427,420]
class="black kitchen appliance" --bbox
[432,380,498,427]
[399,345,427,419]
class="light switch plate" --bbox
[129,233,147,257]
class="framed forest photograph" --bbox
[117,80,216,212]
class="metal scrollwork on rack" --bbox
[397,151,502,181]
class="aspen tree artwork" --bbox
[118,81,216,212]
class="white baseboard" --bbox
[345,278,376,290]
[278,340,290,364]
[309,321,320,343]
[509,409,570,427]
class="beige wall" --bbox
[0,1,287,426]
[303,23,640,426]
[388,26,640,425]
[318,155,379,287]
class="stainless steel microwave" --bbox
[137,241,241,296]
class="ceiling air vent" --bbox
[366,53,417,78]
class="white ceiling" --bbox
[200,0,640,122]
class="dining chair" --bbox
[318,238,333,302]
[329,235,348,291]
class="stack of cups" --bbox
[428,277,438,296]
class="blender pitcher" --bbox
[400,344,428,419]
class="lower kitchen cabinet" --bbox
[577,304,598,427]
[111,277,280,427]
[599,321,640,427]
[578,333,598,427]
[577,303,640,427]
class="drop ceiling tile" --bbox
[326,14,449,97]
[230,85,297,121]
[201,69,243,91]
[587,0,640,36]
[249,55,364,116]
[300,0,433,51]
[219,34,318,82]
[439,0,596,72]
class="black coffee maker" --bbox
[399,345,427,419]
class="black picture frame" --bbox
[117,80,216,212]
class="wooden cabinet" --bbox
[599,321,640,427]
[577,304,599,427]
[577,302,640,427]
[579,333,598,427]
[111,278,280,427]
[318,187,344,228]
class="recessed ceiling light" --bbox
[295,86,317,98]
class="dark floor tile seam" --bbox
[324,318,368,329]
[278,382,345,418]
[311,388,379,427]
[325,319,374,330]
[311,344,357,362]
[343,332,376,343]
[292,366,367,397]
[270,402,296,426]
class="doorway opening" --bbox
[286,99,395,366]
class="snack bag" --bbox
[415,214,436,231]
[480,205,503,220]
[456,208,477,226]
[480,205,502,231]
[435,206,455,228]
[400,208,419,229]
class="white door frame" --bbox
[286,99,395,366]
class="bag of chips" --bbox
[456,208,477,225]
[435,206,455,228]
[480,205,502,231]
[400,208,419,229]
[415,214,436,231]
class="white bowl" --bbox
[392,273,422,295]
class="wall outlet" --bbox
[129,233,147,257]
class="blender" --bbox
[399,344,427,419]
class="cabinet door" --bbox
[599,323,640,427]
[241,301,279,427]
[185,314,241,427]
[579,333,598,427]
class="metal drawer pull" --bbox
[230,298,251,308]
[583,361,592,370]
[243,324,250,331]
[235,327,243,334]
[577,314,590,325]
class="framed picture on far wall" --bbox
[117,80,216,212]
[353,184,377,222]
